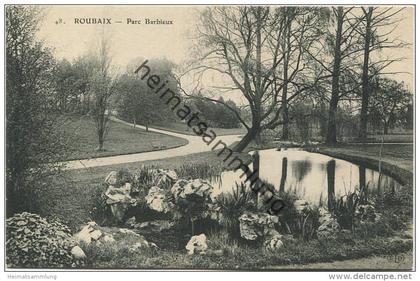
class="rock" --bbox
[171,179,214,203]
[105,185,133,205]
[105,170,132,186]
[74,225,94,245]
[128,240,158,253]
[185,234,208,255]
[317,210,341,240]
[105,171,118,186]
[71,246,86,260]
[152,169,178,189]
[239,212,279,240]
[263,234,284,251]
[90,230,102,241]
[145,186,174,213]
[105,183,135,222]
[74,222,103,245]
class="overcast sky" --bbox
[37,5,414,95]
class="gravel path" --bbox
[63,117,242,170]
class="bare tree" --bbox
[188,7,325,151]
[357,7,406,140]
[307,7,363,144]
[90,33,116,151]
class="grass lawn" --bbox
[61,115,188,160]
[318,144,413,185]
[148,120,247,136]
[367,134,413,143]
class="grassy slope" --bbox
[62,115,188,160]
[318,144,413,185]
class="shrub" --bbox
[6,212,74,268]
[214,182,257,237]
[330,191,361,230]
[275,188,320,240]
[89,184,111,225]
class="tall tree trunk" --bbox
[98,131,104,151]
[234,7,263,152]
[281,17,291,141]
[233,125,259,152]
[358,7,373,141]
[383,121,389,135]
[326,7,344,145]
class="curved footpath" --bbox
[63,117,242,170]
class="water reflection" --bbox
[292,160,312,182]
[211,148,401,206]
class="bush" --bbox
[330,191,361,230]
[6,212,74,268]
[214,183,257,237]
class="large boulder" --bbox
[145,186,174,213]
[104,182,135,222]
[151,169,178,189]
[71,246,86,260]
[171,179,216,220]
[74,221,103,245]
[185,234,208,255]
[73,222,157,253]
[238,212,280,241]
[171,179,214,202]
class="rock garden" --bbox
[6,163,413,269]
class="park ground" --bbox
[61,115,189,160]
[35,118,414,269]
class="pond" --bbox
[211,148,401,207]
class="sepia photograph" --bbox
[2,1,416,275]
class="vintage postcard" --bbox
[2,1,415,276]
